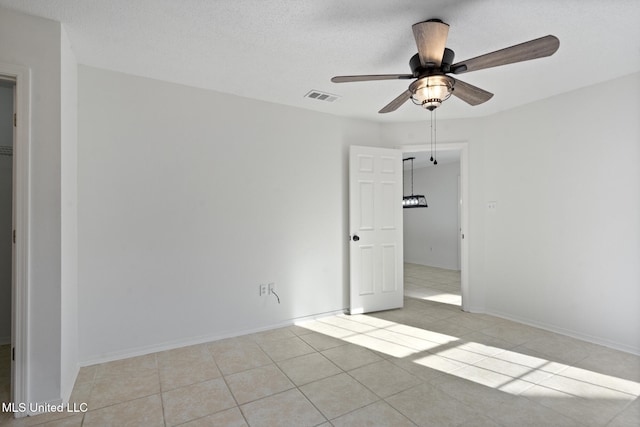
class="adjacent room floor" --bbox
[1,265,639,426]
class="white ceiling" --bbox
[1,0,639,122]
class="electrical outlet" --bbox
[268,283,275,294]
[259,284,267,296]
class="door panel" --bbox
[349,145,403,314]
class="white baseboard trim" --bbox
[79,308,347,367]
[484,308,640,356]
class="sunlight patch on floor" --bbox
[295,313,640,404]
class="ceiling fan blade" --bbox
[379,90,413,113]
[451,78,493,106]
[412,19,450,67]
[331,74,413,83]
[452,35,559,74]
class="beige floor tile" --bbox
[74,366,98,384]
[180,407,248,427]
[299,332,347,351]
[553,365,640,396]
[446,312,503,331]
[431,345,489,365]
[294,319,356,339]
[68,381,92,406]
[386,383,482,426]
[284,325,315,337]
[430,374,516,411]
[211,342,272,375]
[389,356,451,383]
[321,344,382,371]
[490,395,582,427]
[299,373,378,420]
[207,336,254,356]
[480,320,552,346]
[258,336,315,362]
[365,328,442,352]
[491,346,571,374]
[240,388,326,427]
[248,328,297,344]
[447,365,536,395]
[88,370,160,409]
[348,360,422,398]
[607,397,640,427]
[420,319,474,338]
[40,414,84,427]
[95,354,157,378]
[520,333,593,364]
[225,364,294,404]
[473,355,556,385]
[0,410,80,427]
[456,414,503,427]
[572,347,640,384]
[343,333,417,358]
[156,343,212,366]
[316,316,378,334]
[458,331,516,356]
[159,358,222,391]
[83,394,164,427]
[342,313,398,329]
[386,323,458,345]
[330,400,415,427]
[537,373,637,401]
[277,352,342,386]
[520,384,630,426]
[162,378,236,426]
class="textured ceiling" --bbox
[1,0,639,122]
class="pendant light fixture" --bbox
[402,157,428,208]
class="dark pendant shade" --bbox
[403,195,428,208]
[403,156,428,209]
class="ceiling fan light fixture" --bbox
[410,75,454,111]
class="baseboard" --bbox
[79,308,347,367]
[484,308,640,356]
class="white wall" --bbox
[77,66,382,363]
[480,72,640,353]
[403,161,460,270]
[382,72,640,354]
[0,86,12,344]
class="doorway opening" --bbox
[400,143,469,311]
[0,63,30,415]
[0,74,15,415]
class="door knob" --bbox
[352,235,360,241]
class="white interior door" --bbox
[349,145,403,314]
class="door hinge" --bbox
[13,113,16,127]
[13,229,16,243]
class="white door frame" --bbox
[399,142,469,312]
[1,62,31,409]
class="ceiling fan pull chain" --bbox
[434,109,438,165]
[429,110,434,162]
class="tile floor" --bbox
[1,264,639,426]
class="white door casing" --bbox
[349,145,403,314]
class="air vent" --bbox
[304,90,340,103]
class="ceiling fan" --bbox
[331,19,559,113]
